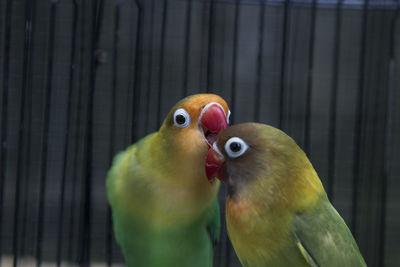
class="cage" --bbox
[0,0,399,266]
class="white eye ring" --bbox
[227,110,231,124]
[173,108,191,128]
[224,137,249,159]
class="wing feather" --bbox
[293,198,366,267]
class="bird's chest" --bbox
[226,197,294,265]
[157,182,214,220]
[122,173,218,228]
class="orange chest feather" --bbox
[226,197,259,232]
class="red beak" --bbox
[200,103,228,134]
[205,145,227,183]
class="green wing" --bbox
[106,149,130,252]
[293,197,367,267]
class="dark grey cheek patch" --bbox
[225,165,247,198]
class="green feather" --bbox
[107,133,220,267]
[206,197,221,245]
[293,195,367,267]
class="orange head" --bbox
[158,94,230,177]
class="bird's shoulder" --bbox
[106,133,160,204]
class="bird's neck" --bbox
[140,132,219,225]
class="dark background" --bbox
[0,0,399,266]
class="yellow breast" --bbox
[226,195,293,266]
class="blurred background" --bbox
[0,0,399,266]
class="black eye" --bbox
[173,108,191,128]
[175,114,186,125]
[230,142,241,152]
[224,137,249,158]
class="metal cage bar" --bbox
[13,0,36,265]
[56,2,79,266]
[0,0,12,261]
[35,1,57,266]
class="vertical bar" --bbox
[36,1,57,266]
[77,0,104,264]
[182,0,193,97]
[106,198,114,266]
[20,0,37,255]
[156,0,168,127]
[206,0,215,93]
[12,0,36,265]
[351,0,369,237]
[0,0,12,263]
[67,99,82,260]
[124,1,137,145]
[215,206,225,267]
[19,63,34,258]
[67,1,85,261]
[131,0,144,143]
[106,1,120,265]
[229,0,240,126]
[254,0,265,121]
[56,1,78,266]
[199,0,209,91]
[226,1,241,265]
[20,2,39,254]
[303,0,317,155]
[327,0,343,202]
[67,91,82,263]
[145,0,155,133]
[378,5,399,266]
[279,0,290,129]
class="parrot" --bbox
[205,122,366,267]
[106,94,231,267]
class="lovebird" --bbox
[205,123,366,267]
[107,94,230,267]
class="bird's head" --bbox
[159,94,230,176]
[205,123,323,200]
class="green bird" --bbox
[205,123,366,267]
[107,94,230,267]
